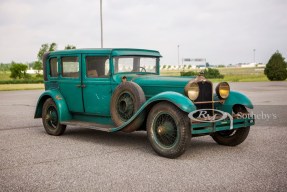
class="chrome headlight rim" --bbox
[216,82,230,99]
[184,81,199,101]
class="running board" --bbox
[61,120,114,132]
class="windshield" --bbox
[113,56,158,74]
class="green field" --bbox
[0,72,44,91]
[0,84,44,91]
[0,72,11,80]
[161,67,268,82]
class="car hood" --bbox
[132,75,194,99]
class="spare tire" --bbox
[110,81,146,132]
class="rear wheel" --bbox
[211,105,250,146]
[147,102,191,158]
[42,98,66,136]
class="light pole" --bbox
[100,0,103,48]
[177,45,180,66]
[253,49,256,63]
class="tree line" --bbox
[0,43,76,79]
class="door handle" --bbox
[76,84,86,88]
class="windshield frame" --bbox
[112,56,160,75]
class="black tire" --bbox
[110,81,146,132]
[147,102,191,158]
[211,105,250,146]
[42,98,66,136]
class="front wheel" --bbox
[211,105,250,146]
[147,102,191,158]
[42,98,66,136]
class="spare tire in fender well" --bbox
[110,81,146,132]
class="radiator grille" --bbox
[195,81,213,109]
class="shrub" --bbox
[180,71,198,76]
[264,51,287,81]
[180,68,224,79]
[204,68,224,79]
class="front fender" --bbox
[216,91,253,113]
[112,91,195,132]
[144,91,196,113]
[34,90,72,122]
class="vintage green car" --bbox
[35,48,255,158]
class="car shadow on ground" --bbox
[41,126,228,159]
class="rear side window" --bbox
[49,58,58,77]
[61,57,79,78]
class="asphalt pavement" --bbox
[0,81,286,191]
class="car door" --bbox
[58,54,84,112]
[82,54,112,116]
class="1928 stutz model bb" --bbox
[35,48,255,158]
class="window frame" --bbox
[60,56,80,79]
[85,55,111,79]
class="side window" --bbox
[86,56,109,78]
[61,57,79,78]
[49,58,58,77]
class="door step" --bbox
[62,120,114,132]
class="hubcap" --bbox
[46,106,58,129]
[117,92,134,121]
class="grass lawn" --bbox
[161,67,270,82]
[0,84,44,91]
[0,72,11,80]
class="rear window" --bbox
[49,58,58,77]
[61,57,79,78]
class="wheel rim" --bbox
[153,113,179,148]
[116,91,135,121]
[45,106,58,129]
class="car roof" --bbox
[49,48,161,57]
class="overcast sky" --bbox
[0,0,286,65]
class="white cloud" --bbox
[0,0,286,65]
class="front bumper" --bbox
[191,116,255,135]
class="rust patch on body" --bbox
[55,95,62,100]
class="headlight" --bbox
[216,82,230,99]
[185,82,199,100]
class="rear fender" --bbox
[34,90,72,122]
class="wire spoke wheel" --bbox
[147,102,191,158]
[154,113,178,147]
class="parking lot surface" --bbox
[0,81,286,191]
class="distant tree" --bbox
[33,61,43,74]
[10,62,29,79]
[65,45,76,50]
[37,43,57,61]
[218,65,225,68]
[206,62,210,67]
[264,51,287,81]
[0,63,11,72]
